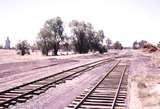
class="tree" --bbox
[113,41,123,49]
[139,40,148,48]
[157,41,160,48]
[97,30,105,43]
[89,31,100,52]
[16,40,30,55]
[90,30,105,52]
[37,27,53,56]
[31,43,38,52]
[133,40,139,49]
[69,20,91,53]
[98,45,108,54]
[106,38,112,49]
[37,16,64,56]
[59,34,72,55]
[69,20,106,54]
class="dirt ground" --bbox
[128,50,160,109]
[0,49,160,109]
[0,49,118,92]
[0,49,119,109]
[9,61,117,109]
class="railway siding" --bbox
[66,61,128,109]
[0,58,114,109]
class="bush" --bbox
[16,40,30,55]
[98,45,107,54]
[113,41,123,50]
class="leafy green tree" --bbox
[69,20,106,54]
[90,30,105,52]
[59,34,73,55]
[31,43,38,52]
[16,40,30,55]
[97,30,105,43]
[37,16,64,56]
[37,27,53,56]
[69,20,90,53]
[133,40,139,49]
[98,45,108,54]
[113,41,123,49]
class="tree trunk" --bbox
[53,42,59,56]
[21,49,25,55]
[42,48,48,56]
[45,51,48,56]
[54,49,58,55]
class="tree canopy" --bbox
[69,20,106,53]
[16,40,30,55]
[37,16,64,56]
[113,41,123,49]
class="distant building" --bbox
[5,37,10,49]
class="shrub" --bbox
[16,40,30,55]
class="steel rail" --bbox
[66,61,128,109]
[111,65,127,109]
[73,60,120,109]
[0,58,114,108]
[0,58,113,95]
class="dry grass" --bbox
[136,74,160,107]
[151,51,160,68]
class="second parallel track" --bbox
[0,58,115,109]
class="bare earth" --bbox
[128,50,160,109]
[0,49,160,109]
[0,50,117,92]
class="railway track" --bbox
[0,58,114,109]
[66,61,128,109]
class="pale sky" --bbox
[0,0,160,47]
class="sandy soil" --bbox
[0,49,117,92]
[0,49,117,64]
[128,50,160,109]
